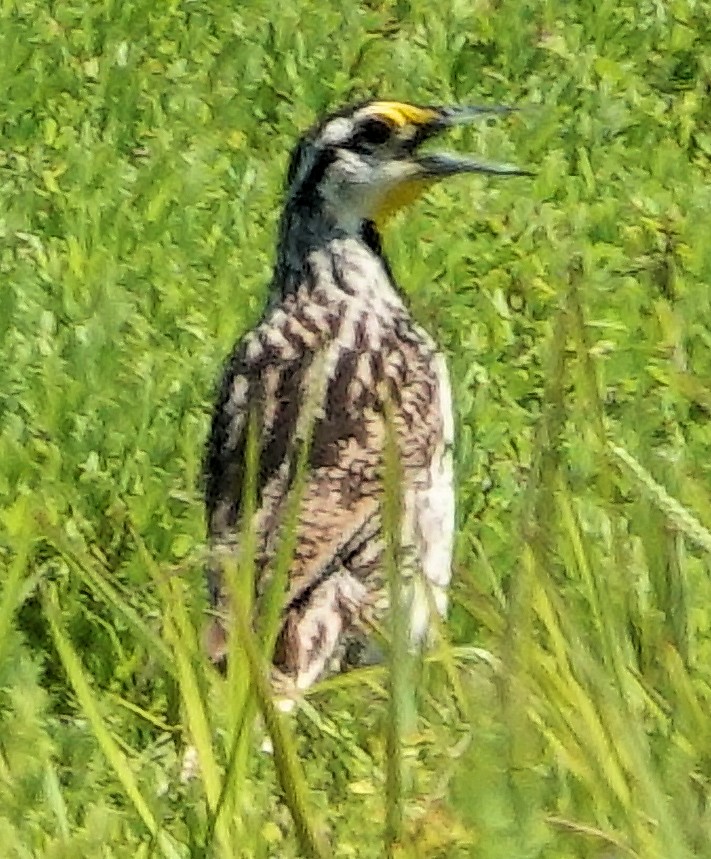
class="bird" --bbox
[203,99,528,700]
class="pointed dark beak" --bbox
[413,105,532,178]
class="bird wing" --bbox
[205,289,390,611]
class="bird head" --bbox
[285,99,530,232]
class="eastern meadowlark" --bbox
[204,99,527,698]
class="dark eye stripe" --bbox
[351,117,393,149]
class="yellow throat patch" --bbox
[374,176,436,228]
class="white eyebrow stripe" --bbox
[320,117,354,145]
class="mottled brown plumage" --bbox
[204,100,527,695]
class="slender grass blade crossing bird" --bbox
[205,100,528,697]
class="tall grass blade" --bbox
[259,352,323,659]
[609,443,711,554]
[45,523,173,670]
[259,427,312,659]
[212,365,320,843]
[546,816,639,857]
[0,530,29,665]
[499,274,571,840]
[382,399,409,857]
[133,532,232,857]
[43,762,70,842]
[216,410,260,838]
[231,593,331,859]
[43,586,182,859]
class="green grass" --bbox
[3,0,711,855]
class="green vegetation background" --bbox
[2,0,711,856]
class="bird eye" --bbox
[355,117,393,147]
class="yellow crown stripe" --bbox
[365,101,438,128]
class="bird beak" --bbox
[370,102,530,226]
[412,105,532,179]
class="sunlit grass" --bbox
[2,0,711,856]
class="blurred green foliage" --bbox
[2,0,711,856]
